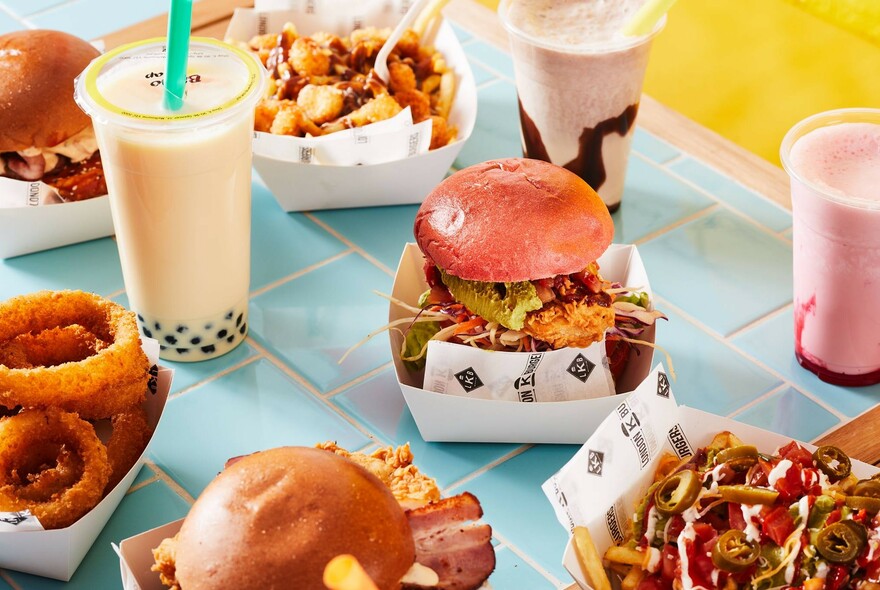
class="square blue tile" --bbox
[0,8,21,33]
[450,22,474,43]
[454,80,522,168]
[632,127,681,164]
[466,56,499,87]
[248,253,393,393]
[250,180,347,291]
[0,237,123,300]
[639,209,793,335]
[491,547,557,589]
[450,445,579,583]
[30,0,169,40]
[331,368,520,489]
[652,300,783,416]
[130,463,156,488]
[669,157,792,232]
[6,481,190,590]
[732,308,880,417]
[613,156,715,244]
[463,40,515,80]
[732,387,840,441]
[311,205,418,272]
[149,358,371,497]
[2,0,64,17]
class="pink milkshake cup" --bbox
[498,0,664,213]
[781,108,880,386]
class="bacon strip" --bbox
[404,492,495,590]
[3,152,46,180]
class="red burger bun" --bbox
[0,30,99,152]
[171,447,416,590]
[414,158,614,282]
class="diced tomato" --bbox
[826,508,842,526]
[682,528,715,589]
[762,506,796,546]
[423,261,441,287]
[778,440,814,468]
[729,502,747,530]
[774,461,805,500]
[636,574,673,590]
[665,515,685,541]
[825,565,850,590]
[749,459,772,487]
[424,284,453,305]
[660,544,678,581]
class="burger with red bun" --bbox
[404,157,664,382]
[0,30,106,202]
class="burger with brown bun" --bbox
[152,445,495,590]
[404,158,664,381]
[0,30,106,201]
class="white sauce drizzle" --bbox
[798,495,810,526]
[644,506,659,544]
[645,547,662,573]
[815,560,829,580]
[768,459,793,487]
[741,504,763,543]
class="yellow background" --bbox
[481,0,880,165]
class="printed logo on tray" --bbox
[299,146,314,164]
[587,450,604,476]
[617,402,650,469]
[667,423,694,458]
[657,371,670,398]
[566,353,596,383]
[454,367,484,393]
[148,364,159,395]
[605,505,624,544]
[514,353,543,402]
[0,512,30,526]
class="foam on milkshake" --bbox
[506,0,648,48]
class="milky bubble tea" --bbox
[781,109,880,385]
[75,38,265,361]
[498,0,662,212]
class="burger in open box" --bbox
[399,158,664,388]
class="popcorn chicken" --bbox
[388,61,417,93]
[350,26,389,46]
[255,99,282,132]
[395,29,422,60]
[288,37,330,76]
[392,88,431,122]
[296,84,345,124]
[247,32,279,52]
[270,101,323,137]
[345,93,402,127]
[429,115,456,149]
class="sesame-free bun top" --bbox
[0,30,99,152]
[173,447,416,590]
[414,158,614,282]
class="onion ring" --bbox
[0,408,110,529]
[0,324,107,369]
[103,405,153,494]
[12,441,85,503]
[0,290,150,419]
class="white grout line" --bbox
[126,473,161,494]
[631,202,719,246]
[725,382,789,418]
[441,444,532,494]
[303,213,396,277]
[324,361,393,398]
[725,301,792,341]
[141,460,196,504]
[105,287,126,300]
[167,353,262,401]
[0,569,22,590]
[248,248,355,298]
[491,530,563,587]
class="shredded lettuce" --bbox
[402,320,441,371]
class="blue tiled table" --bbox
[1,3,876,590]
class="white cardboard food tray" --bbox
[225,8,477,211]
[117,518,183,590]
[543,366,879,590]
[0,186,113,259]
[389,243,656,444]
[0,339,172,581]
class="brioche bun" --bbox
[173,447,416,590]
[0,30,99,151]
[414,158,614,282]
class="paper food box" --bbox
[0,339,172,581]
[389,242,657,444]
[224,1,477,211]
[117,518,182,590]
[0,178,113,259]
[542,365,878,590]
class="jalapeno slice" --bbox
[654,469,701,515]
[715,445,759,472]
[853,479,880,498]
[816,521,867,564]
[813,446,852,481]
[711,530,759,572]
[846,496,880,514]
[718,485,779,505]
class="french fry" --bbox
[436,70,455,120]
[413,0,452,38]
[604,545,645,567]
[323,554,379,590]
[621,565,645,590]
[573,526,612,590]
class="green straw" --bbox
[621,0,677,36]
[164,0,193,111]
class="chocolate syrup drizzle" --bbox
[518,101,639,212]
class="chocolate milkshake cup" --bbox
[498,0,663,212]
[75,38,265,362]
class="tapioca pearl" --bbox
[190,336,201,345]
[201,344,216,354]
[159,344,167,351]
[137,314,145,322]
[217,329,228,339]
[236,313,243,327]
[204,323,213,331]
[155,322,161,331]
[176,348,188,355]
[176,325,188,333]
[164,335,178,345]
[226,310,235,320]
[143,327,153,338]
[239,322,247,335]
[226,335,235,343]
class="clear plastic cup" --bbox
[780,108,880,386]
[75,37,266,362]
[498,0,664,213]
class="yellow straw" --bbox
[621,0,677,37]
[323,555,380,590]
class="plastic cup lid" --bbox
[75,37,265,130]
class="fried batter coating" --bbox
[523,299,615,349]
[254,99,282,133]
[152,535,181,590]
[270,101,323,136]
[393,88,431,122]
[429,115,456,150]
[396,29,422,59]
[317,441,440,509]
[344,93,402,127]
[388,61,417,93]
[296,84,345,124]
[289,37,330,76]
